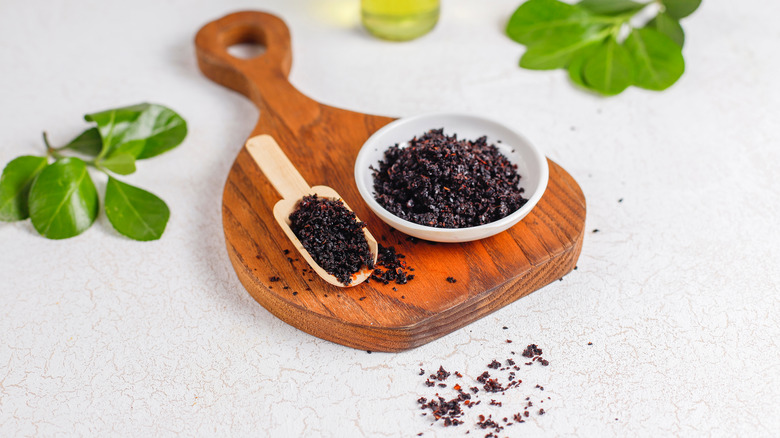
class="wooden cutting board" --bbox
[195,11,586,352]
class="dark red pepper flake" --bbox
[269,276,280,282]
[283,249,290,255]
[434,366,451,381]
[483,378,503,393]
[446,276,457,283]
[416,344,551,432]
[587,342,593,345]
[368,245,415,285]
[292,291,298,296]
[506,339,512,343]
[371,129,527,228]
[522,344,543,358]
[288,195,374,285]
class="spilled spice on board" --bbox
[366,244,415,285]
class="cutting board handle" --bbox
[195,11,316,124]
[245,135,311,200]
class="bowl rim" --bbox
[354,112,549,237]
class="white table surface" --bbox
[2,0,779,436]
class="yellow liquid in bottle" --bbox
[361,0,440,41]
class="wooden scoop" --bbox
[245,135,378,288]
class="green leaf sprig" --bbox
[0,103,186,240]
[506,0,700,96]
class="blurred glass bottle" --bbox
[361,0,439,41]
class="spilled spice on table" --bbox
[416,343,551,436]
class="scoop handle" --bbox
[245,135,311,200]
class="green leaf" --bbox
[63,128,103,156]
[104,177,169,241]
[85,103,187,160]
[568,42,601,88]
[28,158,98,239]
[520,27,610,70]
[579,0,645,16]
[648,12,685,47]
[99,152,136,175]
[661,0,701,19]
[625,27,685,91]
[582,36,634,95]
[0,156,48,221]
[506,0,602,46]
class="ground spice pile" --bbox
[371,128,527,228]
[288,195,374,285]
[416,344,551,437]
[367,244,415,285]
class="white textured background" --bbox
[1,0,779,436]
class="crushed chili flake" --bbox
[416,343,551,434]
[371,128,527,228]
[367,244,415,285]
[446,276,457,283]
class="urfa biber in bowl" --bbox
[372,128,526,228]
[355,113,548,243]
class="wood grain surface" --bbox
[195,11,586,352]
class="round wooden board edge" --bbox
[221,158,586,352]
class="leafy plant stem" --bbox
[4,102,185,240]
[43,131,108,170]
[43,132,65,160]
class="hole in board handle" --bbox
[227,42,267,60]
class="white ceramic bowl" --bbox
[354,113,548,243]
